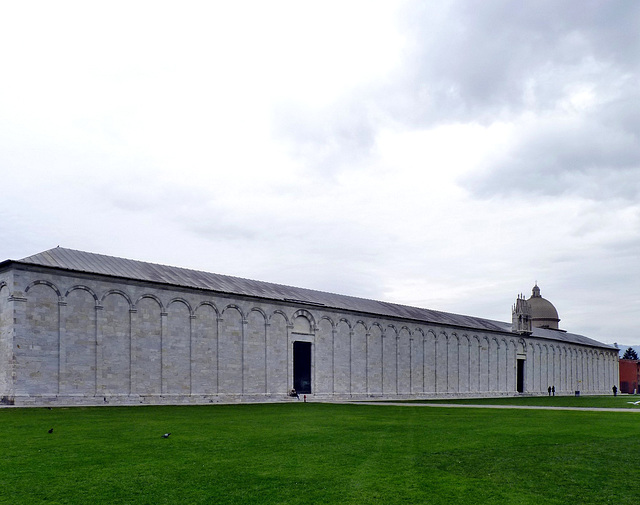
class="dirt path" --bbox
[346,401,640,413]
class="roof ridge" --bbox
[20,247,495,322]
[8,247,614,349]
[24,247,384,301]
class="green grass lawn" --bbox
[1,402,639,504]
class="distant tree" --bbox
[622,347,639,360]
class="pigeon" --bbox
[48,428,54,433]
[162,433,171,438]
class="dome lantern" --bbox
[526,284,560,330]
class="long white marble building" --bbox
[0,247,618,406]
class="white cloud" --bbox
[1,1,638,345]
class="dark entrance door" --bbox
[293,341,312,394]
[516,359,525,393]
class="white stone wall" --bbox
[524,339,617,394]
[0,274,12,402]
[0,267,619,405]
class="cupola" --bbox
[526,283,560,330]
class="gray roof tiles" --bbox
[7,247,614,350]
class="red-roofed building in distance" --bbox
[619,359,640,394]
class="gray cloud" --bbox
[272,0,640,192]
[396,1,640,200]
[461,115,640,200]
[394,0,640,122]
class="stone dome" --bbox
[526,284,560,329]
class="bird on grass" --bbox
[48,428,54,433]
[627,400,640,406]
[162,433,171,438]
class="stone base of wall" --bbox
[9,393,293,407]
[3,390,607,407]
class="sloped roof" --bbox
[3,247,615,350]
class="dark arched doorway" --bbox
[293,341,312,394]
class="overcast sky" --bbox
[1,1,638,346]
